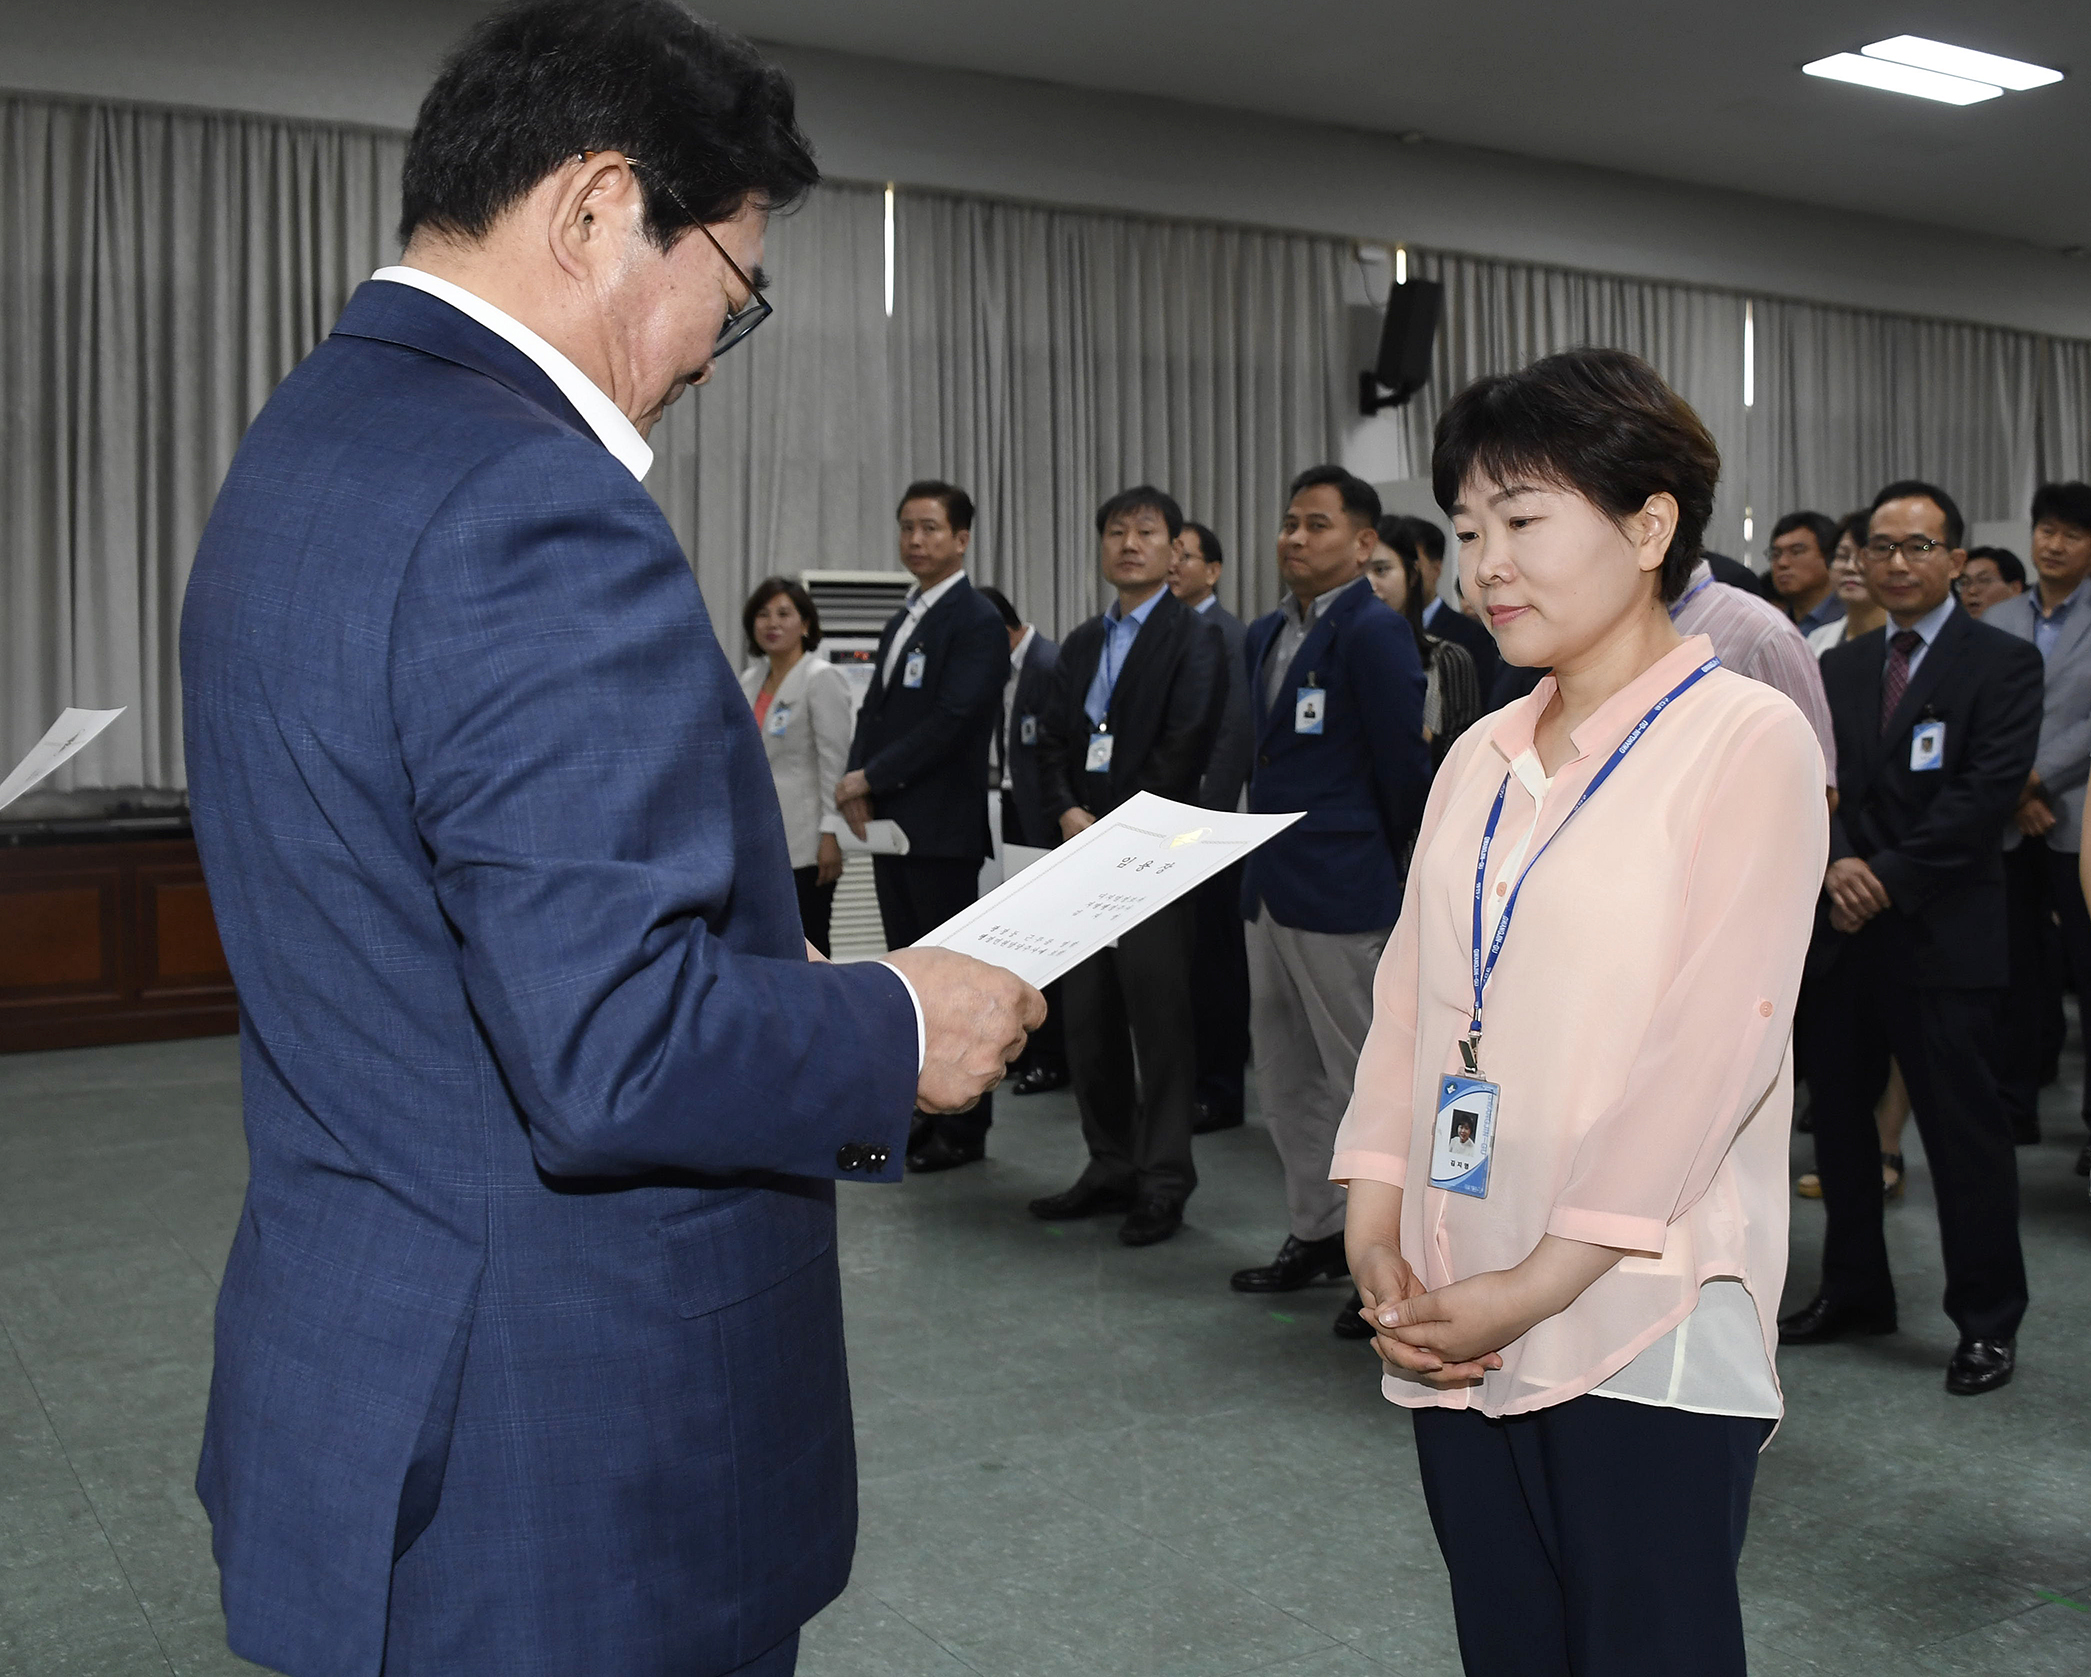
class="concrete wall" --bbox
[5,0,2088,337]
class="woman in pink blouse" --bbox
[1333,349,1827,1676]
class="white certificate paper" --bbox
[915,792,1304,988]
[0,708,126,813]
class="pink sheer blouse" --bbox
[1330,636,1829,1418]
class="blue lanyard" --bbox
[1462,655,1721,1074]
[1666,576,1714,619]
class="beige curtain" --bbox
[1,92,401,793]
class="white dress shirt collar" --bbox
[1009,624,1036,669]
[905,570,967,613]
[371,266,654,483]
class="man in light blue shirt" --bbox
[1983,479,2091,1166]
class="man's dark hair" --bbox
[1095,485,1184,540]
[1290,465,1381,529]
[400,0,819,249]
[1965,546,2027,588]
[740,576,820,654]
[2032,481,2091,534]
[1770,511,1840,563]
[1431,348,1719,605]
[897,479,975,533]
[975,583,1023,633]
[1871,479,1965,550]
[1180,521,1225,569]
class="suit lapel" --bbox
[1882,607,1966,744]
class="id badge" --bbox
[1910,719,1945,772]
[902,648,927,689]
[1429,1075,1499,1199]
[1085,732,1115,773]
[1020,714,1039,746]
[1294,686,1325,735]
[766,702,791,738]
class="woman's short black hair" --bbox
[1837,509,1872,552]
[1180,521,1225,570]
[1431,348,1719,605]
[1095,485,1184,540]
[742,576,820,655]
[400,0,819,249]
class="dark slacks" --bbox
[1413,1397,1769,1677]
[1998,835,2091,1132]
[1191,861,1251,1122]
[1061,893,1199,1202]
[1803,930,2028,1342]
[873,854,991,1146]
[792,866,837,960]
[729,1631,799,1675]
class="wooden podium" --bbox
[0,819,237,1053]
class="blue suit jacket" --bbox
[180,281,919,1677]
[1242,580,1431,933]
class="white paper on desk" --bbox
[823,816,911,856]
[916,792,1303,989]
[0,708,126,813]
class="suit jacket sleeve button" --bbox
[836,1145,863,1171]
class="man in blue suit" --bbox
[1228,467,1430,1337]
[179,7,1040,1675]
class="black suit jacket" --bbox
[1818,606,2043,988]
[1037,589,1224,824]
[1424,598,1500,701]
[1197,600,1254,812]
[1002,630,1061,848]
[847,574,1007,860]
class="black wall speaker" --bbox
[1359,276,1443,415]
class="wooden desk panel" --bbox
[0,838,237,1052]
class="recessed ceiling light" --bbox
[1863,35,2063,92]
[1802,52,2002,106]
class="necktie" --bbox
[1880,629,1922,734]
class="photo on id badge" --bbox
[1430,1076,1497,1198]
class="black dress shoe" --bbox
[905,1133,985,1174]
[1332,1289,1375,1340]
[1946,1337,2015,1396]
[1193,1099,1245,1135]
[1010,1064,1069,1096]
[1118,1195,1184,1247]
[1777,1295,1897,1345]
[1230,1232,1348,1294]
[1027,1179,1135,1220]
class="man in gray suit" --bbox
[1171,521,1254,1132]
[1985,480,2091,1170]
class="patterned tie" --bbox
[1880,629,1923,734]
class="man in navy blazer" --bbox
[1781,481,2041,1398]
[179,9,1038,1675]
[1230,468,1429,1337]
[838,480,1011,1172]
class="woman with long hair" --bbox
[1366,517,1482,766]
[1334,348,1826,1675]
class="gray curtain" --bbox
[7,89,2090,796]
[1,92,401,794]
[1744,297,2046,528]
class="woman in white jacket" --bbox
[739,578,853,954]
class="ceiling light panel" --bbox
[1863,36,2063,92]
[1802,53,2003,106]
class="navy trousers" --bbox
[873,854,991,1145]
[1413,1396,1770,1677]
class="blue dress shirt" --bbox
[1084,585,1166,725]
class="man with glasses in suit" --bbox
[1781,480,2043,1397]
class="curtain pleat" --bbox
[5,90,2089,795]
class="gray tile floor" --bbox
[2,1034,2088,1677]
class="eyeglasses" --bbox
[1864,535,1952,561]
[581,152,773,357]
